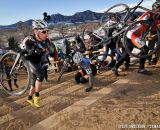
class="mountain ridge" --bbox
[0,10,103,30]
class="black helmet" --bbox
[152,1,160,10]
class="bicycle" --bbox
[101,0,160,58]
[57,51,77,81]
[81,16,129,52]
[123,18,160,58]
[0,50,31,96]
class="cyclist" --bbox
[126,0,160,74]
[83,27,113,70]
[22,19,51,107]
[75,35,86,53]
[95,18,130,75]
[73,52,97,92]
[111,14,139,76]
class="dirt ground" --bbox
[52,63,160,130]
[0,61,160,130]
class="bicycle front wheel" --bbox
[123,20,160,58]
[101,4,129,29]
[0,51,31,96]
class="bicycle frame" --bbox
[123,0,144,22]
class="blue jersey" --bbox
[58,49,64,59]
[80,57,90,69]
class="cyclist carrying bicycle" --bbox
[126,0,160,74]
[73,52,97,92]
[22,19,51,107]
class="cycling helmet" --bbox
[32,19,48,29]
[73,52,83,64]
[152,1,160,10]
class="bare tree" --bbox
[8,36,19,50]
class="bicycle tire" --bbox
[101,4,129,29]
[0,51,31,96]
[123,20,160,58]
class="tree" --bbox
[8,37,19,50]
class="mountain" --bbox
[72,10,103,21]
[50,10,103,23]
[0,10,103,30]
[0,24,16,30]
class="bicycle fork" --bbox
[10,53,21,75]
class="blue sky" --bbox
[0,0,153,25]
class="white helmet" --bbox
[73,52,83,64]
[32,19,48,29]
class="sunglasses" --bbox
[39,30,48,34]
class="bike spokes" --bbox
[0,52,31,96]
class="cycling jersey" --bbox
[75,57,97,90]
[57,48,65,60]
[80,57,91,69]
[22,35,51,84]
[23,35,50,63]
[75,35,86,53]
[127,8,160,48]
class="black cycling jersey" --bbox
[75,35,86,53]
[23,35,51,64]
[22,35,52,84]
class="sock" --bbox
[28,95,32,100]
[35,92,39,97]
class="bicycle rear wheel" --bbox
[0,51,31,96]
[123,20,160,58]
[101,4,129,29]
